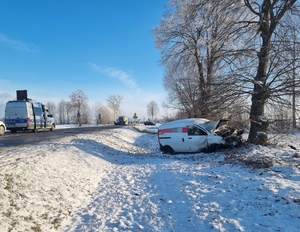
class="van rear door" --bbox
[5,102,28,129]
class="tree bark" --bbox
[248,2,271,145]
[247,0,297,145]
[248,38,271,144]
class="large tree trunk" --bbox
[246,0,297,145]
[248,87,269,145]
[248,32,271,145]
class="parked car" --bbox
[0,121,6,136]
[144,121,155,126]
[158,118,243,154]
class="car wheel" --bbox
[0,125,5,135]
[50,124,55,131]
[206,144,219,152]
[163,145,174,154]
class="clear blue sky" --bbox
[0,0,168,120]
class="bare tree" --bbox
[57,100,69,124]
[99,105,114,124]
[244,0,298,145]
[93,101,103,125]
[45,101,57,122]
[153,0,251,120]
[275,14,300,129]
[106,95,123,121]
[66,101,73,124]
[147,100,159,121]
[69,89,88,126]
[80,105,92,124]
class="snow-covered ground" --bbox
[1,124,300,232]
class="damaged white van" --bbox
[158,118,243,154]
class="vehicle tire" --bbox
[50,124,55,132]
[0,125,5,135]
[206,144,218,152]
[163,145,174,154]
[10,130,17,133]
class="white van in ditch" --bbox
[4,100,55,133]
[158,118,243,153]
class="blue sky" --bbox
[0,0,168,120]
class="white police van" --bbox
[4,90,55,133]
[158,118,243,153]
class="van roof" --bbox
[159,118,220,132]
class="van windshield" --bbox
[200,120,218,132]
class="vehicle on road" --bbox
[158,118,243,154]
[0,121,6,135]
[144,121,155,126]
[114,116,128,125]
[4,90,55,133]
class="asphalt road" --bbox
[0,125,121,147]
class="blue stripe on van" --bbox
[6,119,27,123]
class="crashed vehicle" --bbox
[158,118,243,154]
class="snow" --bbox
[1,124,300,231]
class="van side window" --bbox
[34,107,42,116]
[28,105,33,116]
[46,109,52,117]
[188,126,207,136]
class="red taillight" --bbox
[182,127,188,133]
[27,117,30,125]
[159,128,172,134]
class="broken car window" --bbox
[187,126,207,136]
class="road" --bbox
[0,125,121,147]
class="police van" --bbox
[4,90,55,133]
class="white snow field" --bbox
[0,125,300,231]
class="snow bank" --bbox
[1,126,300,231]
